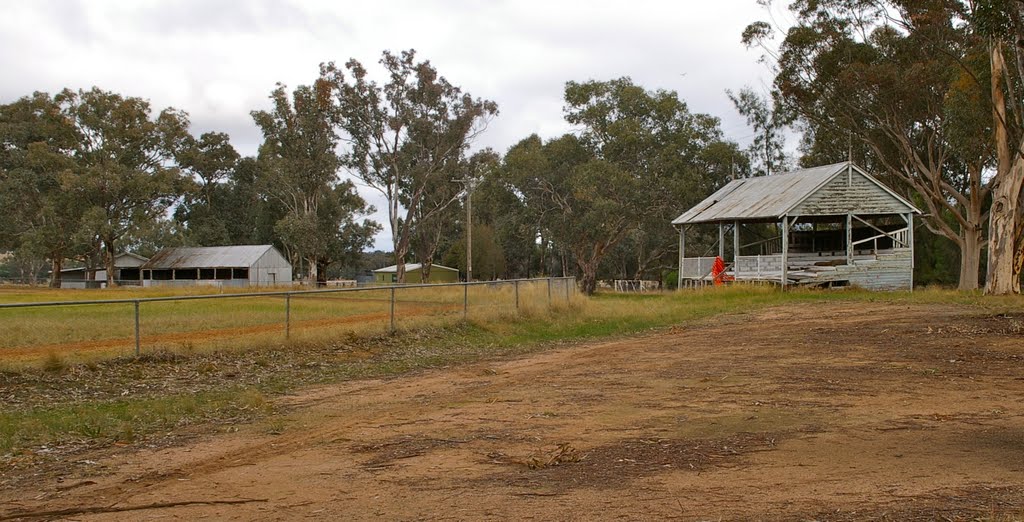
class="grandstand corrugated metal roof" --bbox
[673,163,847,225]
[671,162,918,225]
[141,245,276,269]
[373,263,459,273]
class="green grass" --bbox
[0,388,269,455]
[3,284,1020,459]
[0,281,554,362]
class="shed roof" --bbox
[141,245,279,269]
[60,253,149,273]
[672,162,918,225]
[373,263,459,273]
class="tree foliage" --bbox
[503,78,739,294]
[727,86,790,176]
[322,49,498,283]
[744,0,998,289]
[252,81,378,284]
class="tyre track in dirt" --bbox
[4,301,1024,520]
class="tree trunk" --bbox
[985,43,1024,295]
[316,260,329,287]
[538,236,547,276]
[390,230,408,284]
[104,240,117,287]
[421,260,432,283]
[307,256,318,287]
[958,227,982,291]
[49,257,63,288]
[579,261,598,295]
[987,177,1022,294]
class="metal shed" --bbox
[59,253,149,288]
[673,162,921,290]
[373,263,460,284]
[140,245,292,288]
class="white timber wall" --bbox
[794,171,912,216]
[830,249,913,290]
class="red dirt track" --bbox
[1,303,459,361]
[3,301,1024,520]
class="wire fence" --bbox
[0,277,577,365]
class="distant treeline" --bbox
[3,33,993,292]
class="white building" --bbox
[140,245,292,288]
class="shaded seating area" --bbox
[672,162,921,290]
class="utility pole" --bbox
[466,179,474,282]
[453,175,480,282]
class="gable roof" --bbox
[373,263,459,273]
[60,253,149,273]
[672,162,919,225]
[141,245,280,269]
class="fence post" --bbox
[285,292,291,339]
[463,282,468,319]
[547,277,552,308]
[514,280,520,311]
[565,277,570,304]
[389,287,396,333]
[133,300,141,356]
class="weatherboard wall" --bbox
[793,170,912,216]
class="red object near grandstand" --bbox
[711,256,734,285]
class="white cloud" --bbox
[1,0,778,251]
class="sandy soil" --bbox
[3,301,1024,520]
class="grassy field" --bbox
[1,284,1020,462]
[0,279,575,366]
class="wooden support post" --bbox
[781,217,789,288]
[718,223,725,259]
[515,280,520,311]
[733,220,740,276]
[285,293,291,339]
[846,213,854,265]
[389,287,396,333]
[678,226,685,290]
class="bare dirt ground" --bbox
[3,301,1024,520]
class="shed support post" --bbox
[677,226,685,290]
[846,213,854,265]
[718,223,724,259]
[781,217,789,289]
[733,220,740,277]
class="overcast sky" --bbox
[1,0,793,250]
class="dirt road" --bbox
[3,301,1024,520]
